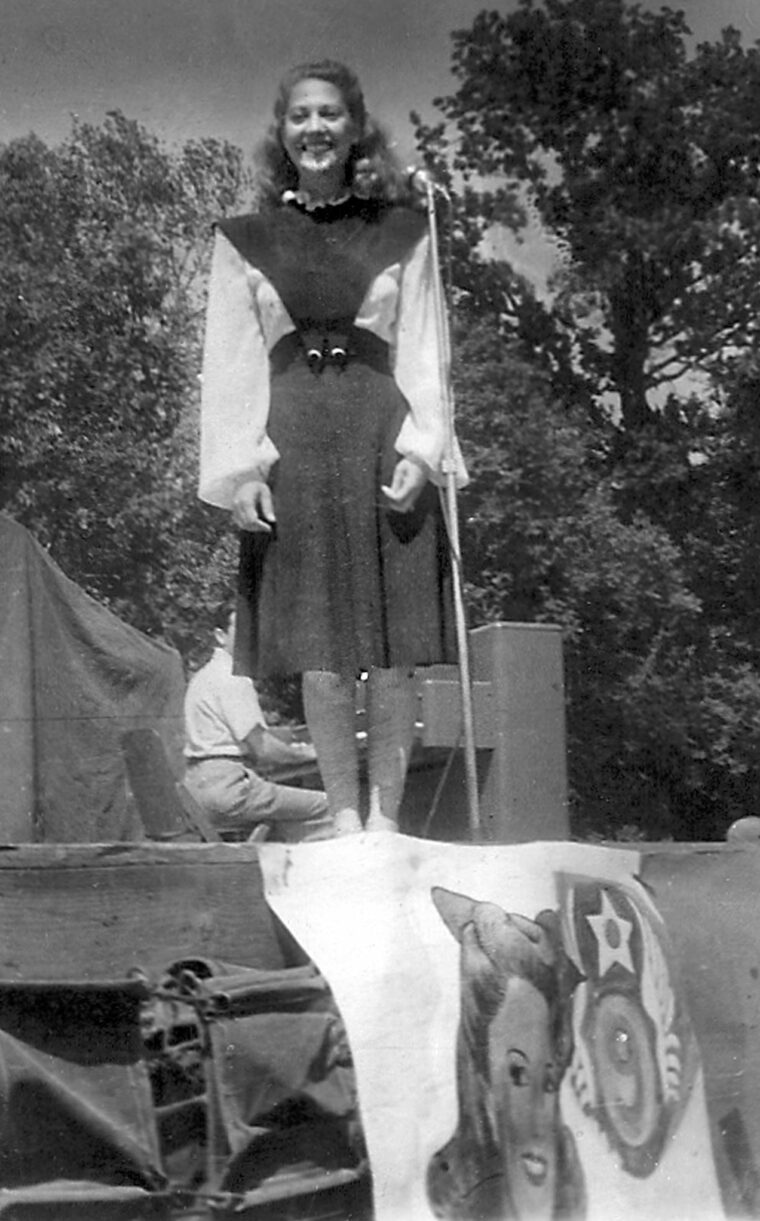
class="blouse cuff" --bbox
[394,418,469,489]
[199,438,280,510]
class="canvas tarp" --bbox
[0,513,185,842]
[0,961,367,1217]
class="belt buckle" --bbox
[301,331,350,374]
[306,346,325,374]
[328,345,348,372]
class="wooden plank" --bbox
[0,843,255,869]
[0,843,301,981]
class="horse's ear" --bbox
[431,887,477,942]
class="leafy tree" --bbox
[454,323,760,838]
[0,113,251,650]
[416,0,760,429]
[409,1,760,838]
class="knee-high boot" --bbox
[302,670,362,835]
[365,667,418,833]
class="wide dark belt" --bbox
[185,754,250,766]
[270,327,390,376]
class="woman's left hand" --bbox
[381,457,428,513]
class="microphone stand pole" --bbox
[424,179,482,842]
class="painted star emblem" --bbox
[586,890,635,978]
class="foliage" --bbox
[454,324,760,839]
[410,1,760,837]
[416,0,760,429]
[0,113,251,655]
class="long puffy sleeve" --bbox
[198,229,280,509]
[391,233,468,488]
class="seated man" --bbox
[184,601,333,841]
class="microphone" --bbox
[405,166,451,201]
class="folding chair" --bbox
[121,728,269,844]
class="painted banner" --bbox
[259,834,760,1221]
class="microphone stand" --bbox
[423,177,482,842]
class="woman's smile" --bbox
[520,1150,549,1185]
[281,78,355,188]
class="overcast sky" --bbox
[3,0,760,165]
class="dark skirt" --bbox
[235,332,454,679]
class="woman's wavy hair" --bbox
[426,889,587,1220]
[255,59,409,206]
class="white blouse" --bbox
[199,224,468,510]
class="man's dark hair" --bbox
[211,598,236,632]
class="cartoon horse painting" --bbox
[427,887,586,1220]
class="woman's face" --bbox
[280,78,356,184]
[486,976,560,1219]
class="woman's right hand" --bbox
[232,479,276,532]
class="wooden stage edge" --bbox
[0,837,749,867]
[0,837,753,985]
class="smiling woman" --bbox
[280,79,357,197]
[197,59,468,838]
